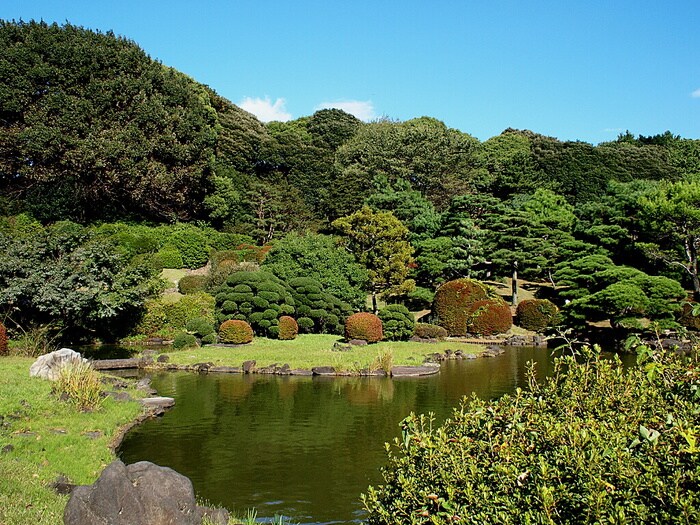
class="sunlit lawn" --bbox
[163,334,485,371]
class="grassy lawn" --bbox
[163,334,485,371]
[0,357,144,525]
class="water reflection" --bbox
[118,347,558,524]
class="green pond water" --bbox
[116,347,602,524]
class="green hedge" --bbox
[363,347,700,524]
[378,304,415,341]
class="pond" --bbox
[116,347,584,524]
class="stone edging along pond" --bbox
[93,343,512,378]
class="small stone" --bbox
[348,339,368,346]
[140,397,175,410]
[82,431,103,440]
[157,354,170,363]
[312,366,336,376]
[242,360,256,374]
[49,474,76,495]
[2,444,14,453]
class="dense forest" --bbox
[1,20,699,343]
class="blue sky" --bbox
[2,1,699,144]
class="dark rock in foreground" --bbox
[64,460,228,525]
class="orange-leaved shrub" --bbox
[516,299,559,332]
[278,316,299,340]
[345,312,383,343]
[467,298,513,335]
[433,278,490,336]
[0,321,7,355]
[219,319,254,344]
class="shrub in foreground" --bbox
[516,298,559,332]
[466,298,512,335]
[433,278,489,336]
[219,320,254,344]
[345,312,383,343]
[278,316,299,340]
[363,347,700,524]
[0,321,7,356]
[414,322,448,340]
[378,305,415,341]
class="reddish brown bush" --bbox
[278,316,299,340]
[219,319,254,344]
[0,322,7,355]
[414,323,448,340]
[467,298,513,336]
[345,312,383,343]
[433,279,489,336]
[516,299,559,332]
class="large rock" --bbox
[64,459,228,525]
[29,348,86,381]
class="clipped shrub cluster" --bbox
[378,305,415,341]
[136,292,215,337]
[433,278,490,336]
[178,275,208,295]
[516,299,559,332]
[219,319,254,344]
[414,322,448,340]
[345,312,383,343]
[278,316,299,340]
[287,277,353,335]
[363,348,700,524]
[466,298,513,335]
[150,246,184,270]
[173,332,198,349]
[0,321,7,356]
[214,271,295,337]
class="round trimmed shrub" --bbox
[467,298,513,335]
[151,246,184,269]
[414,322,448,340]
[345,312,383,343]
[201,333,218,345]
[279,316,299,340]
[0,322,7,355]
[185,317,215,337]
[173,332,198,349]
[298,317,314,331]
[178,275,208,295]
[378,304,415,341]
[433,279,490,336]
[219,320,254,344]
[287,276,353,334]
[516,299,559,332]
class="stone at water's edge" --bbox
[391,364,440,377]
[64,460,229,525]
[140,397,176,409]
[29,348,86,381]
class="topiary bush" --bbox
[433,278,490,336]
[378,304,415,341]
[345,312,383,343]
[201,333,218,345]
[219,319,254,344]
[0,321,7,355]
[278,316,299,340]
[363,348,700,524]
[178,275,209,295]
[466,298,513,335]
[287,276,353,334]
[215,271,295,338]
[516,299,560,332]
[185,317,215,337]
[151,246,184,269]
[173,332,198,349]
[414,322,448,340]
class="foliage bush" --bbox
[214,271,296,337]
[278,316,299,340]
[515,299,559,332]
[345,312,383,343]
[178,275,209,295]
[151,246,184,270]
[362,347,700,524]
[0,321,7,356]
[433,279,490,336]
[466,298,513,335]
[378,304,415,341]
[219,319,254,344]
[166,225,211,269]
[173,332,198,349]
[414,322,448,340]
[185,317,215,337]
[136,292,215,337]
[52,361,103,411]
[286,276,353,334]
[201,333,218,345]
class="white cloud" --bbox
[692,88,700,98]
[238,96,292,122]
[315,100,376,121]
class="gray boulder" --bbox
[29,348,86,381]
[64,459,227,525]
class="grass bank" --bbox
[163,334,485,371]
[0,357,144,525]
